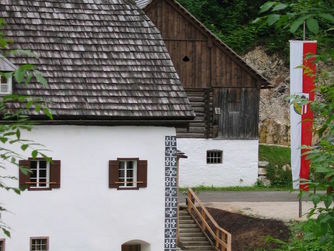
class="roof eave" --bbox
[0,115,196,128]
[0,54,17,72]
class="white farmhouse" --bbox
[0,0,194,250]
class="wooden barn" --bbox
[136,0,271,187]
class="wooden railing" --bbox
[186,188,232,251]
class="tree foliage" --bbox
[177,0,334,60]
[0,18,52,237]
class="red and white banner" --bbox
[290,40,317,191]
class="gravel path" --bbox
[179,191,308,202]
[179,191,321,222]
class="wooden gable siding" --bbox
[146,0,209,89]
[145,0,258,89]
[145,0,260,139]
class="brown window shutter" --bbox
[109,160,119,188]
[137,160,147,188]
[50,160,61,189]
[19,160,30,189]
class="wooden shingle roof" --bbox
[0,0,194,122]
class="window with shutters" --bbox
[119,160,137,188]
[0,75,12,95]
[30,237,48,251]
[109,158,147,190]
[0,239,5,251]
[19,159,61,190]
[207,150,223,164]
[30,160,50,188]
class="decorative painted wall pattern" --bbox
[164,136,177,251]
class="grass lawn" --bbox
[259,144,291,167]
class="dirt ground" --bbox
[203,201,314,222]
[207,207,290,251]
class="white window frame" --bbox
[119,160,137,188]
[30,160,50,189]
[30,237,49,251]
[207,150,223,164]
[0,75,12,95]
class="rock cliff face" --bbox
[244,47,290,145]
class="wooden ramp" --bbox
[179,207,215,250]
[178,189,232,251]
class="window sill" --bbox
[27,187,52,191]
[117,187,140,190]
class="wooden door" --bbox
[121,244,141,251]
[216,88,241,138]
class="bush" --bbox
[266,163,292,187]
[259,144,292,187]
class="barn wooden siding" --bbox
[144,0,263,139]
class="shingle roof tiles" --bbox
[0,0,194,120]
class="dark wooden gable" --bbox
[142,0,268,139]
[146,0,210,89]
[144,0,268,89]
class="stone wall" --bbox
[244,47,290,145]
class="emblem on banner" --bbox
[293,93,309,115]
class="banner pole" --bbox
[299,195,302,218]
[298,25,305,218]
[298,24,306,219]
[303,21,306,40]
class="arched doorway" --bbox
[121,240,150,251]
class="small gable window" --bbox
[0,54,16,95]
[19,159,61,190]
[30,237,49,251]
[0,75,12,95]
[182,56,190,62]
[109,158,147,190]
[207,150,223,164]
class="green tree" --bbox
[0,18,52,237]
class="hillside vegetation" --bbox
[177,0,333,59]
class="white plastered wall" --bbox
[178,138,259,187]
[0,125,175,251]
